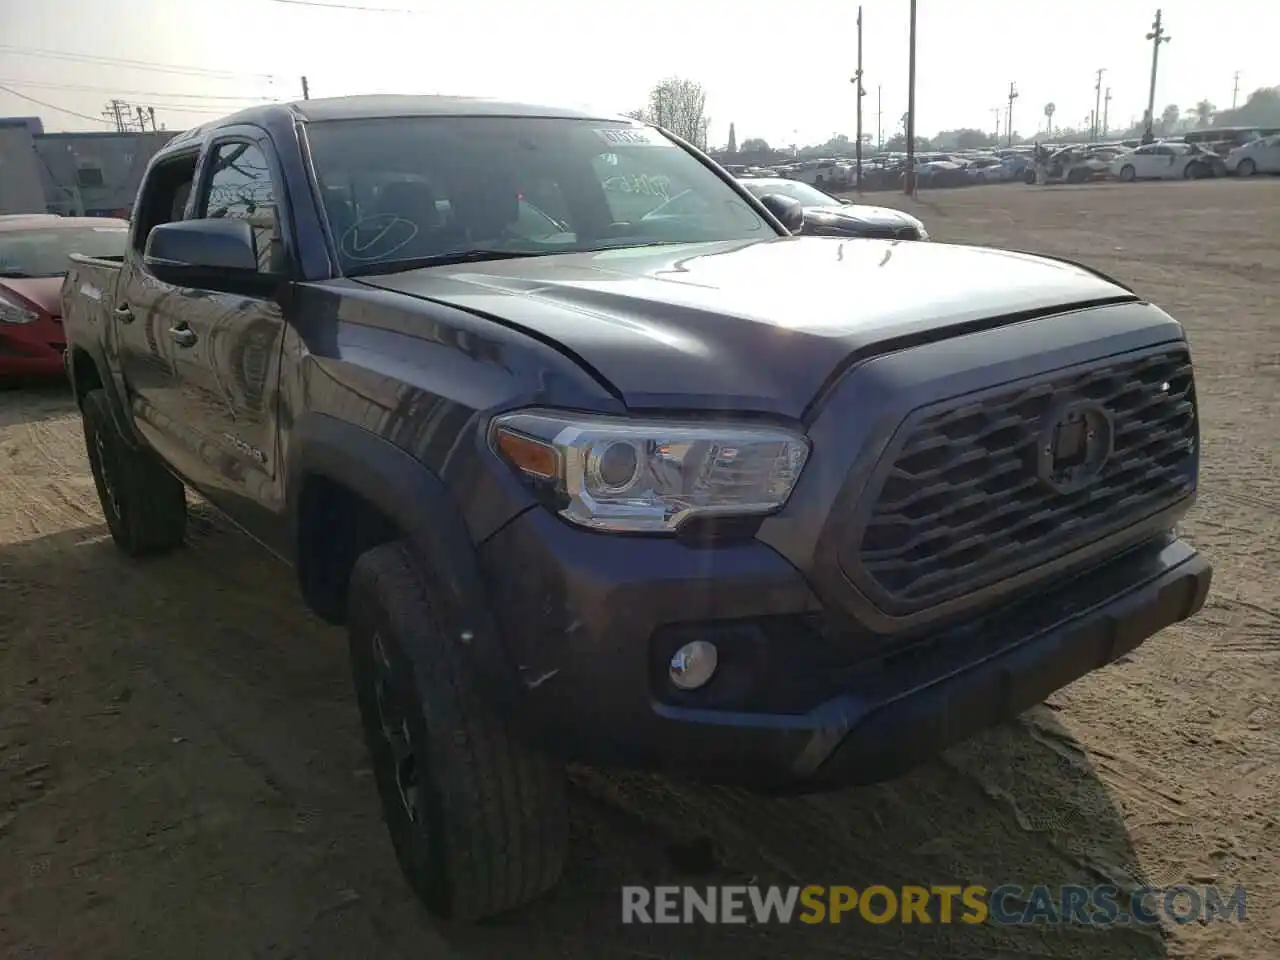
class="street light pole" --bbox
[877,84,883,152]
[1093,68,1105,141]
[853,5,864,194]
[904,0,917,195]
[1143,9,1171,144]
[1006,81,1019,148]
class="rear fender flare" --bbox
[67,341,145,447]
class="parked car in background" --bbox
[736,177,929,239]
[965,156,1007,182]
[1226,133,1280,176]
[1025,146,1112,185]
[1110,142,1221,181]
[0,216,128,378]
[1182,126,1263,158]
[914,156,969,188]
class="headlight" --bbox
[489,410,810,533]
[0,292,39,325]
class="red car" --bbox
[0,215,129,377]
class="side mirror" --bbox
[757,193,805,232]
[144,219,278,294]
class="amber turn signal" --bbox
[493,426,559,480]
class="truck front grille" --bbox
[845,345,1197,614]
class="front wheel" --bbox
[347,541,568,922]
[81,388,186,556]
[1237,158,1257,177]
[1119,165,1137,182]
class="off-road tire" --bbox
[347,541,568,922]
[81,388,186,557]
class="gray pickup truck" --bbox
[61,95,1211,922]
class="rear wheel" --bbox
[347,541,568,922]
[1119,165,1137,182]
[1237,158,1257,177]
[81,388,186,557]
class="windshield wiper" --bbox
[345,249,550,278]
[0,269,32,278]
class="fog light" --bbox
[669,640,718,691]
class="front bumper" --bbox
[0,320,65,376]
[479,508,1210,790]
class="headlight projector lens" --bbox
[588,440,641,493]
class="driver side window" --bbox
[199,141,281,274]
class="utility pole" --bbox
[148,106,157,132]
[1093,68,1106,141]
[302,76,310,100]
[1103,87,1111,137]
[852,5,864,193]
[1143,9,1171,144]
[875,85,883,152]
[904,0,917,195]
[1006,82,1018,148]
[1231,70,1240,109]
[102,99,128,133]
[991,107,1001,143]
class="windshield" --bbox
[739,180,836,207]
[303,116,773,274]
[0,224,129,277]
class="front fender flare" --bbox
[288,412,522,715]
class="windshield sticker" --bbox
[593,127,673,148]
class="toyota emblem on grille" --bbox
[1036,400,1114,494]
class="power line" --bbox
[0,43,276,81]
[0,76,280,104]
[269,0,418,10]
[0,82,112,125]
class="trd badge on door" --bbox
[223,433,267,464]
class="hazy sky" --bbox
[1,0,1275,145]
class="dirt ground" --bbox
[1,179,1277,960]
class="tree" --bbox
[1160,103,1181,133]
[882,133,933,153]
[1187,99,1215,129]
[933,128,995,150]
[1213,85,1280,127]
[740,137,771,153]
[626,76,709,150]
[726,123,737,153]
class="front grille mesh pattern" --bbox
[849,347,1196,611]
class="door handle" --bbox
[114,304,134,324]
[169,325,198,348]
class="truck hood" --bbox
[356,236,1136,416]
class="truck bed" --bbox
[62,254,124,340]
